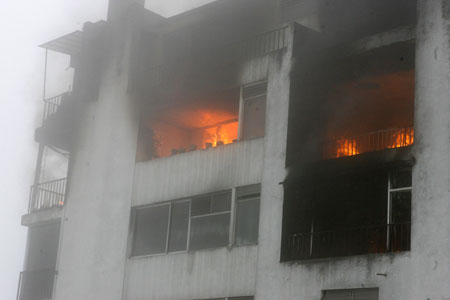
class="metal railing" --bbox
[285,223,411,261]
[145,26,289,88]
[16,269,56,300]
[29,178,67,213]
[42,92,71,122]
[323,127,414,159]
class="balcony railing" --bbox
[323,127,414,160]
[42,92,71,122]
[16,269,56,300]
[29,178,67,213]
[145,26,289,88]
[285,223,411,261]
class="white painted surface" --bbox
[53,10,140,300]
[412,1,450,299]
[124,246,258,300]
[133,138,264,206]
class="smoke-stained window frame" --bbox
[129,184,261,258]
[238,81,268,141]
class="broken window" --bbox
[240,82,267,140]
[235,184,261,246]
[130,185,260,256]
[323,288,378,300]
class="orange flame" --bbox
[335,139,360,158]
[203,121,239,147]
[327,128,415,159]
[387,128,414,149]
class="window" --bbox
[132,204,170,256]
[131,185,261,257]
[240,82,267,140]
[235,184,261,245]
[323,288,378,300]
[189,192,232,250]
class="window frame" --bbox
[238,81,268,141]
[129,185,261,258]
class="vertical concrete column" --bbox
[53,4,142,300]
[255,25,294,300]
[412,1,450,299]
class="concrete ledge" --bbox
[21,207,63,227]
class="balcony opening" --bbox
[282,39,414,262]
[282,167,411,261]
[136,83,267,162]
[286,40,415,166]
[18,222,60,300]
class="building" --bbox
[17,0,450,299]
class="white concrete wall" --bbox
[53,9,141,300]
[124,246,258,300]
[412,1,450,299]
[133,138,265,206]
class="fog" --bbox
[0,1,214,298]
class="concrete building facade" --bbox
[18,0,450,300]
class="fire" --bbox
[203,121,239,147]
[387,128,414,148]
[335,139,359,158]
[325,127,415,159]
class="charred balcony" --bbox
[282,26,415,262]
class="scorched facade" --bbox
[17,0,450,300]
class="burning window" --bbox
[136,84,267,161]
[130,185,261,256]
[322,69,415,159]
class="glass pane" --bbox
[323,290,352,300]
[242,95,266,140]
[168,201,190,252]
[189,213,230,250]
[390,169,412,189]
[132,205,169,256]
[235,197,260,245]
[212,192,232,213]
[236,184,261,198]
[391,191,411,224]
[353,289,379,300]
[191,196,212,216]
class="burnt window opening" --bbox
[323,288,379,300]
[130,185,261,257]
[281,167,411,261]
[286,40,416,167]
[136,83,266,162]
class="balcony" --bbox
[285,223,411,261]
[29,178,67,213]
[322,127,414,160]
[16,269,56,300]
[35,92,76,151]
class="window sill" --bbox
[129,243,258,260]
